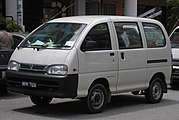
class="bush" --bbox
[0,16,22,32]
[166,0,179,32]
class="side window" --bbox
[143,23,166,48]
[82,23,112,51]
[114,22,142,49]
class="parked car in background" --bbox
[11,32,27,49]
[169,26,179,88]
[0,32,26,93]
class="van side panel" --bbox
[146,48,171,84]
[64,47,79,75]
[76,21,118,97]
[117,49,147,92]
[77,71,118,97]
[77,50,118,97]
[113,21,147,92]
[142,22,172,84]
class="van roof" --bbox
[48,15,160,25]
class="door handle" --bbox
[110,53,115,56]
[121,52,125,60]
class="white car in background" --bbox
[0,32,27,93]
[169,26,179,88]
[11,32,27,49]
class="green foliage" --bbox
[166,0,179,32]
[166,0,179,5]
[0,16,6,24]
[0,16,22,32]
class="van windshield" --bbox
[19,23,86,49]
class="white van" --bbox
[6,16,171,113]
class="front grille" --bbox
[8,63,59,92]
[19,63,47,73]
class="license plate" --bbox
[22,82,36,88]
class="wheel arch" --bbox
[89,78,110,93]
[88,78,111,103]
[149,72,167,93]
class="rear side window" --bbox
[143,23,166,48]
[114,22,142,49]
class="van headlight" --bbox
[8,61,20,71]
[46,65,68,76]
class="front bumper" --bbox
[6,70,78,98]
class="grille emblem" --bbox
[29,64,33,69]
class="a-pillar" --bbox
[124,0,137,17]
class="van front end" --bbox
[6,64,78,98]
[5,21,86,98]
[6,47,79,98]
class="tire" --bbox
[145,77,163,103]
[86,84,108,114]
[30,96,53,105]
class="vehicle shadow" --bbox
[168,86,179,91]
[13,93,179,120]
[0,92,26,100]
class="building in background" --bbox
[1,0,168,32]
[0,0,5,16]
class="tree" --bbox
[0,16,22,32]
[166,0,179,32]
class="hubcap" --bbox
[90,89,104,109]
[152,82,161,100]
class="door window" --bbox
[143,23,166,48]
[81,23,112,51]
[114,22,143,49]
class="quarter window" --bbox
[143,23,166,48]
[114,22,142,49]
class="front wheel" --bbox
[145,77,163,103]
[86,84,108,113]
[30,96,53,105]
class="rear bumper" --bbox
[6,70,78,98]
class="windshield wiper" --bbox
[17,44,47,51]
[18,44,71,50]
[54,44,71,48]
[17,45,29,49]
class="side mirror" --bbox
[81,40,97,52]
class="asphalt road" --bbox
[0,87,179,120]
